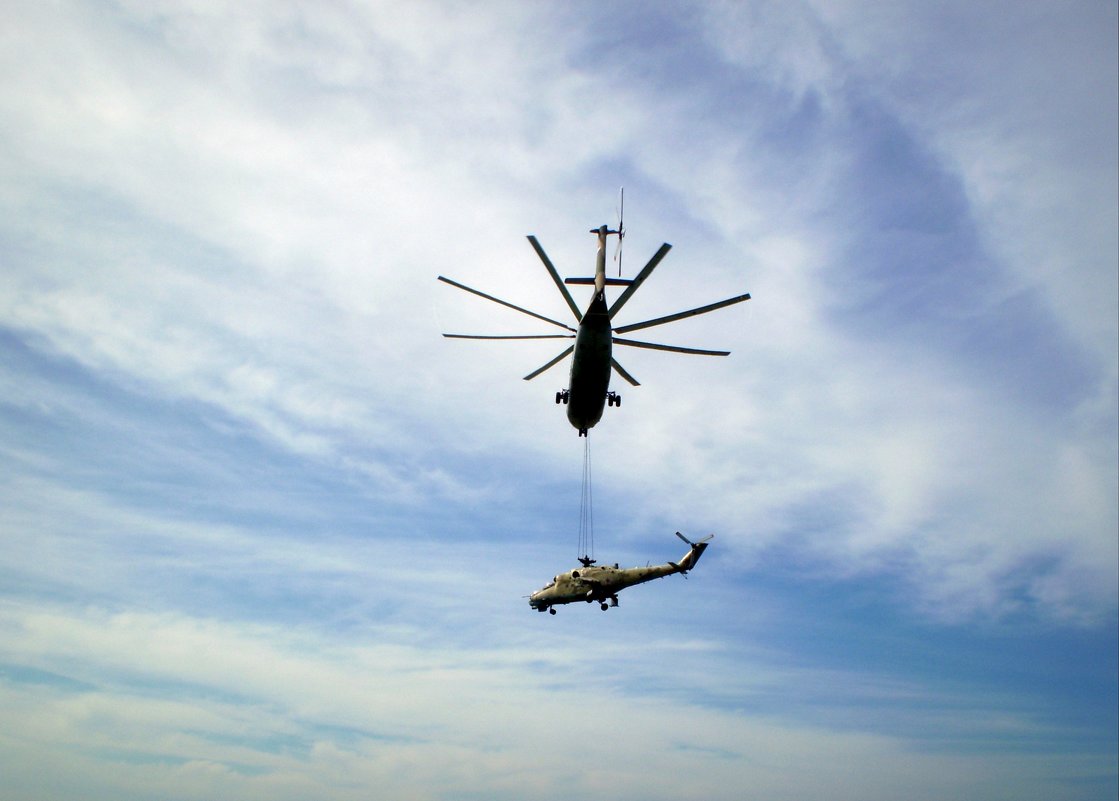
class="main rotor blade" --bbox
[527,236,582,322]
[523,344,574,381]
[437,275,576,332]
[611,357,640,387]
[613,337,730,356]
[443,333,575,340]
[608,243,672,319]
[613,292,752,334]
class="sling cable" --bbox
[577,437,595,567]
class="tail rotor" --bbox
[674,531,713,573]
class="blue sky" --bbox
[1,1,1116,799]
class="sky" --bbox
[0,1,1116,799]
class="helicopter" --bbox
[438,194,751,435]
[528,531,713,614]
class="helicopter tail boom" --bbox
[671,531,713,573]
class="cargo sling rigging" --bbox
[577,437,595,566]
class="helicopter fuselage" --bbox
[566,289,613,433]
[529,532,711,613]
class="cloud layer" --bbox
[1,1,1115,799]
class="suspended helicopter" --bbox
[438,192,751,435]
[528,531,713,613]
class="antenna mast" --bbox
[614,186,625,276]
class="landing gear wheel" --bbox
[555,391,562,404]
[548,608,556,615]
[600,602,609,611]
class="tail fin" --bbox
[674,531,713,572]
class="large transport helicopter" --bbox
[438,195,751,436]
[528,532,713,614]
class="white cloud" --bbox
[808,0,1118,358]
[1,602,1105,801]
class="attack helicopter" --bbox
[438,194,751,435]
[528,532,713,614]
